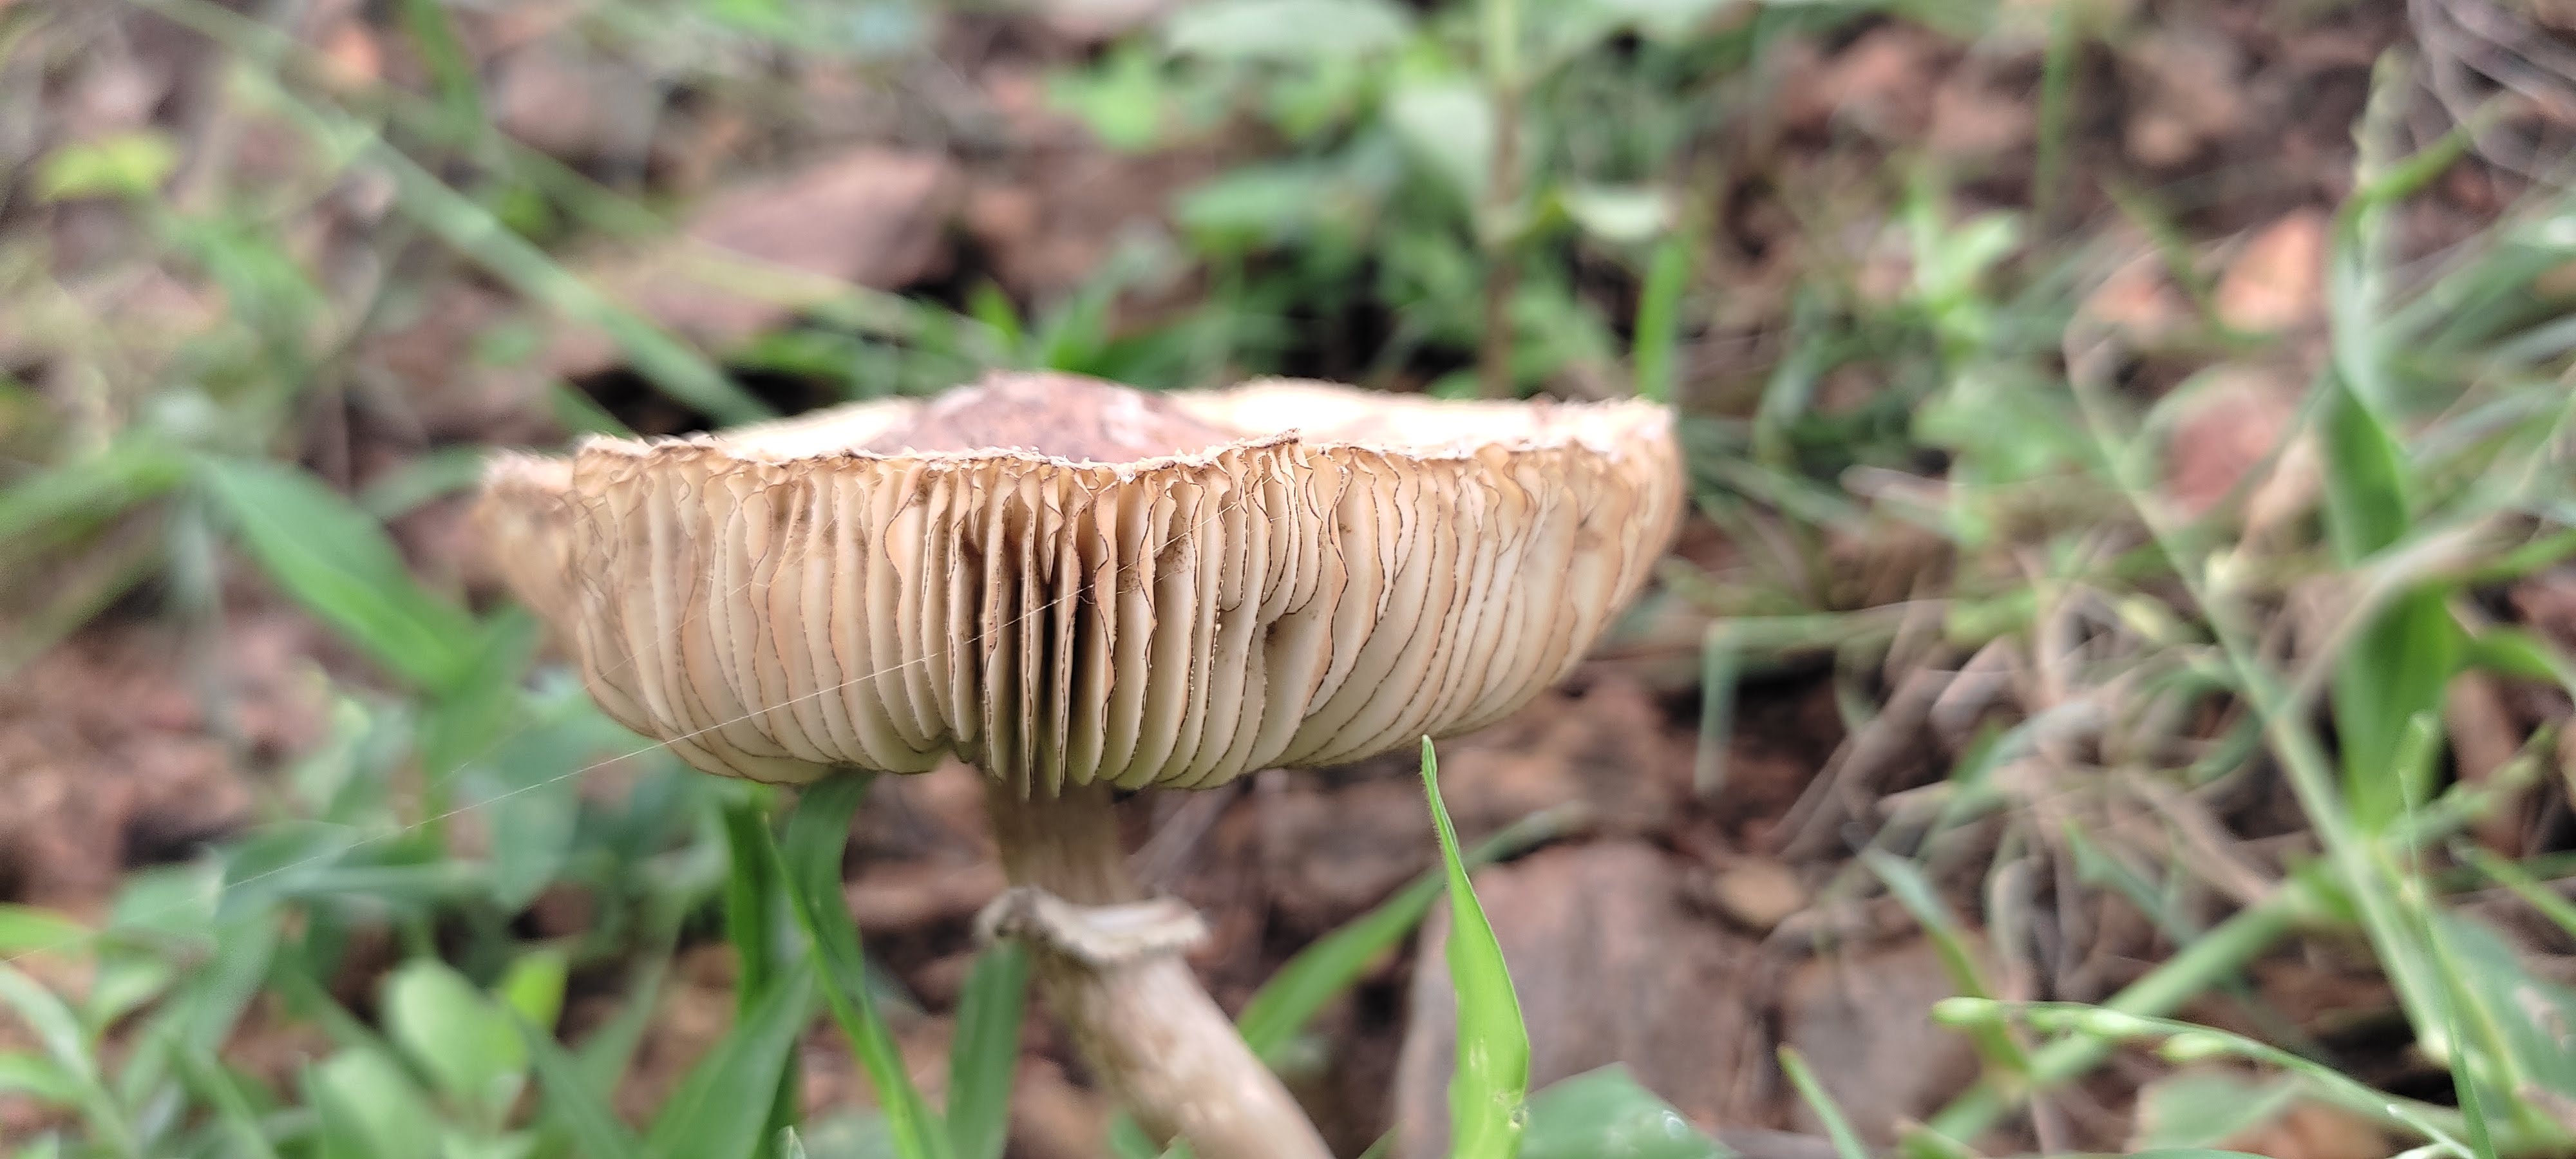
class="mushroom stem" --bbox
[981,780,1332,1159]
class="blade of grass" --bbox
[1421,737,1529,1159]
[0,964,134,1158]
[171,1044,284,1159]
[718,795,796,1158]
[1861,851,2028,1076]
[1234,804,1577,1061]
[394,0,482,126]
[1630,232,1692,402]
[2459,846,2576,938]
[517,1013,645,1159]
[137,0,773,425]
[774,775,951,1159]
[641,958,816,1159]
[1692,625,1740,799]
[1778,1047,1866,1159]
[195,456,478,692]
[1918,880,2304,1147]
[1939,1001,2489,1156]
[944,944,1028,1159]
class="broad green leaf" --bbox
[1631,234,1694,404]
[1569,0,1734,40]
[166,913,281,1060]
[2427,910,2576,1102]
[384,959,526,1118]
[1045,44,1168,153]
[111,860,222,930]
[1164,0,1411,61]
[2131,1071,2299,1148]
[800,1109,904,1159]
[357,446,493,518]
[439,1134,540,1159]
[0,965,130,1154]
[0,437,185,548]
[578,957,672,1098]
[2333,592,2460,829]
[1560,185,1672,246]
[172,1044,285,1159]
[462,679,615,910]
[1421,738,1528,1159]
[310,1048,442,1159]
[0,1051,77,1105]
[516,1014,643,1159]
[418,609,539,783]
[0,965,91,1081]
[2317,379,2409,563]
[2463,627,2575,688]
[1386,82,1495,209]
[196,456,479,690]
[0,907,87,957]
[499,947,571,1032]
[1520,1067,1727,1159]
[1175,164,1356,252]
[945,945,1029,1159]
[777,775,951,1159]
[644,957,817,1159]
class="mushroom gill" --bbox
[475,372,1683,793]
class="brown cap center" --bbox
[862,373,1242,462]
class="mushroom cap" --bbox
[473,373,1683,791]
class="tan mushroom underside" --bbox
[478,376,1681,791]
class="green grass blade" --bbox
[641,957,816,1159]
[1777,1047,1866,1159]
[516,1014,644,1159]
[776,775,952,1159]
[1235,805,1573,1061]
[719,795,798,1155]
[0,435,184,547]
[171,1044,285,1159]
[1520,1067,1725,1159]
[720,798,786,1006]
[944,943,1029,1159]
[1860,850,2027,1075]
[2460,846,2576,940]
[0,907,88,957]
[0,964,131,1155]
[195,456,480,692]
[1421,737,1529,1159]
[1630,232,1692,402]
[124,5,775,427]
[394,0,482,127]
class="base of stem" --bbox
[981,781,1331,1159]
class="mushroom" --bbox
[474,372,1682,1159]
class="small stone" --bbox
[1710,859,1808,932]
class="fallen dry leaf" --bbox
[1707,858,1810,932]
[2224,1100,2387,1159]
[2123,24,2248,167]
[1782,938,1980,1142]
[2214,211,2327,334]
[2163,364,2302,520]
[547,149,961,378]
[493,39,656,163]
[1396,842,1769,1157]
